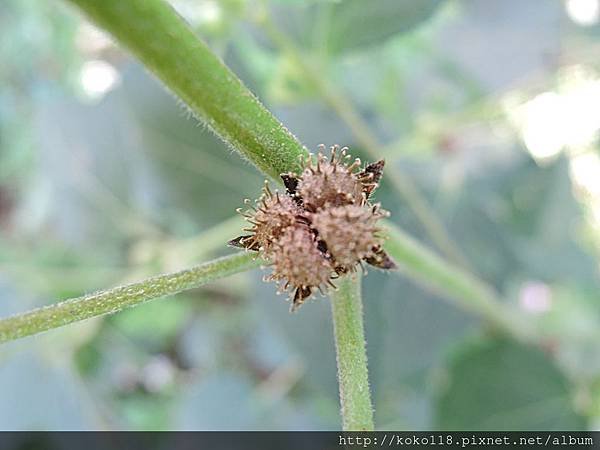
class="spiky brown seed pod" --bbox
[281,145,386,211]
[229,182,302,254]
[268,225,335,310]
[296,146,365,211]
[311,204,387,269]
[229,145,397,311]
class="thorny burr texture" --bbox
[230,145,397,310]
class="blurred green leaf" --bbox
[434,336,586,430]
[120,393,172,430]
[269,54,318,103]
[444,154,597,289]
[110,297,190,347]
[326,0,444,54]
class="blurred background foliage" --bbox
[1,0,600,430]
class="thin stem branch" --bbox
[383,221,537,343]
[257,13,469,269]
[65,0,308,181]
[0,253,261,344]
[330,275,374,431]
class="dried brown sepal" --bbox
[357,159,385,198]
[364,246,397,270]
[228,235,260,251]
[280,173,300,198]
[292,286,313,311]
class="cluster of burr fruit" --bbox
[229,145,396,310]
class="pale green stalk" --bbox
[330,276,374,431]
[0,253,260,343]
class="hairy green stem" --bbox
[0,253,261,344]
[330,276,374,431]
[383,222,536,343]
[66,0,308,181]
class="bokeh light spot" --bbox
[566,0,600,26]
[79,60,121,100]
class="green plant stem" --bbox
[0,252,261,344]
[330,275,374,431]
[66,0,308,181]
[258,14,469,269]
[383,222,537,343]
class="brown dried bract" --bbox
[230,145,396,311]
[357,159,385,199]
